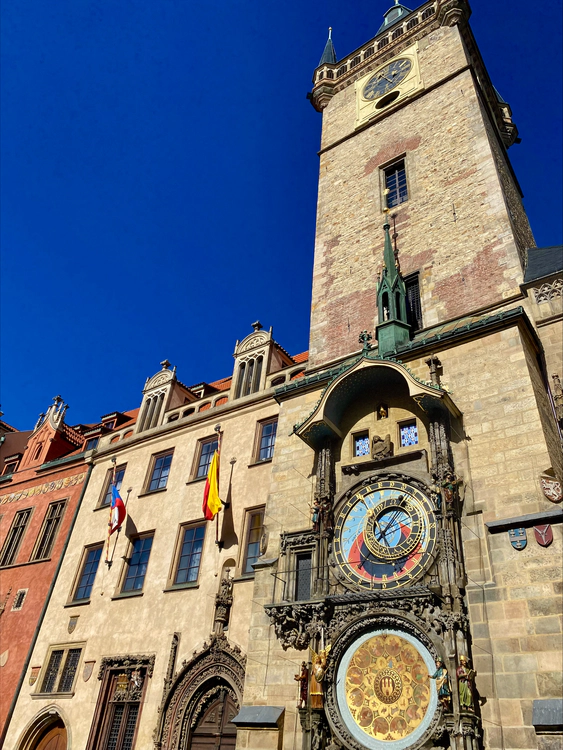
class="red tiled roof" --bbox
[0,419,18,433]
[208,377,232,392]
[116,408,140,430]
[291,351,309,364]
[62,423,86,447]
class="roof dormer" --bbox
[136,360,196,433]
[231,322,293,400]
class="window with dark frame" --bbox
[31,500,67,561]
[148,452,173,492]
[295,553,312,601]
[257,419,277,462]
[73,545,103,601]
[11,589,27,611]
[122,535,153,592]
[405,273,423,332]
[173,524,205,585]
[384,160,408,208]
[0,508,32,567]
[243,509,264,575]
[196,438,218,478]
[85,659,151,750]
[39,646,82,694]
[101,465,126,507]
[86,437,99,451]
[2,460,18,475]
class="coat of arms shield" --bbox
[534,525,553,547]
[540,475,562,503]
[83,660,95,682]
[508,528,527,550]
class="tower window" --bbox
[392,27,404,40]
[384,160,408,208]
[378,37,389,51]
[351,55,361,68]
[337,64,347,78]
[295,553,312,601]
[405,272,423,332]
[421,7,435,20]
[365,47,374,58]
[407,16,419,29]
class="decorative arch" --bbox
[293,356,460,450]
[14,705,70,750]
[154,635,246,750]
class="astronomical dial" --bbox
[362,58,412,100]
[333,480,437,590]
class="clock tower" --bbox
[252,3,562,750]
[307,0,534,369]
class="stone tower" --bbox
[307,0,534,368]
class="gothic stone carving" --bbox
[154,634,246,750]
[98,653,155,681]
[533,278,563,303]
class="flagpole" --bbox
[105,457,117,566]
[214,424,222,546]
[107,487,132,567]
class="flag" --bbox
[109,484,126,534]
[202,451,222,520]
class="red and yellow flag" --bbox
[202,451,222,520]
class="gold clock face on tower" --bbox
[336,630,438,749]
[333,480,437,590]
[362,59,413,100]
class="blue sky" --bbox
[1,0,562,429]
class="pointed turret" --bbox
[376,221,411,354]
[319,27,337,66]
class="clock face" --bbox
[333,480,437,590]
[336,629,438,750]
[363,58,412,100]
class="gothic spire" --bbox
[319,27,337,66]
[382,219,398,285]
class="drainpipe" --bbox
[1,463,94,746]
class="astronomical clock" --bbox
[266,356,480,750]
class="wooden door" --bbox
[34,720,67,750]
[190,692,237,750]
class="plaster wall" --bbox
[5,397,279,750]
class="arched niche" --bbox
[154,635,246,750]
[294,357,460,452]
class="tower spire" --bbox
[319,27,337,66]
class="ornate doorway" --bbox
[189,690,237,749]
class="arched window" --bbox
[378,37,389,50]
[407,16,419,29]
[337,64,347,77]
[326,69,334,79]
[364,46,374,58]
[234,362,246,399]
[351,55,361,68]
[392,26,404,40]
[421,6,435,20]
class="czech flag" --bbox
[109,484,126,534]
[202,451,222,520]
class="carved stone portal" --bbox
[153,634,246,750]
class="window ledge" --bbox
[186,476,207,485]
[64,599,91,608]
[0,558,52,571]
[32,692,75,700]
[93,503,110,512]
[137,488,167,498]
[163,582,200,593]
[111,591,144,601]
[248,459,273,468]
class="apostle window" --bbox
[100,465,126,507]
[170,523,206,587]
[255,418,278,462]
[195,437,218,479]
[38,644,83,695]
[353,431,370,457]
[0,508,32,567]
[242,508,264,575]
[146,451,173,492]
[383,159,408,208]
[31,500,67,561]
[72,544,103,602]
[121,534,154,593]
[399,420,419,448]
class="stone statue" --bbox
[430,659,451,710]
[372,434,393,460]
[457,655,476,711]
[442,472,462,506]
[430,473,442,512]
[294,661,309,709]
[311,499,321,532]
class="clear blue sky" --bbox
[2,0,562,429]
